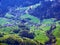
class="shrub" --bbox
[19,30,35,39]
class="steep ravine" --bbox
[45,24,57,45]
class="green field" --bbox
[0,13,60,45]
